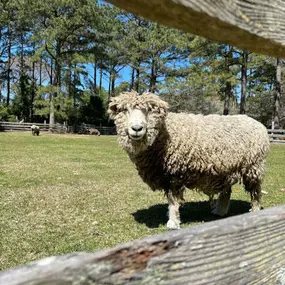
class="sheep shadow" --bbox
[132,199,251,228]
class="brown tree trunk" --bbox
[94,58,97,94]
[99,65,103,96]
[49,93,55,127]
[149,58,157,93]
[39,56,42,86]
[135,61,140,92]
[67,61,73,106]
[130,67,135,91]
[73,64,77,108]
[274,57,282,129]
[107,72,111,102]
[223,46,233,115]
[31,60,36,122]
[223,81,231,115]
[111,71,116,96]
[49,59,54,127]
[50,41,61,127]
[6,25,11,106]
[240,51,248,114]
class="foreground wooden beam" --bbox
[107,0,285,58]
[1,205,285,285]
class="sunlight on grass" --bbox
[0,132,285,270]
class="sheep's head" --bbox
[108,91,168,154]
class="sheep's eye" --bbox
[116,107,126,113]
[119,108,129,114]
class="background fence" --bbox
[1,121,285,142]
[268,129,285,144]
[0,122,116,135]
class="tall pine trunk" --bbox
[93,57,97,94]
[107,72,111,102]
[111,71,115,96]
[149,58,157,93]
[223,46,233,115]
[6,25,11,106]
[49,58,54,127]
[39,56,42,86]
[73,64,78,108]
[130,67,135,91]
[224,81,231,115]
[99,64,103,96]
[31,60,35,122]
[135,61,141,92]
[19,30,27,120]
[67,61,72,106]
[50,40,61,127]
[240,51,248,114]
[273,57,282,129]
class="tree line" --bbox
[0,0,284,128]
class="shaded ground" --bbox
[132,199,251,228]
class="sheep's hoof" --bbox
[249,206,261,212]
[250,201,261,212]
[167,220,180,230]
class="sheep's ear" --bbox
[107,98,119,119]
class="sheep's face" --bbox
[108,91,168,154]
[127,108,147,141]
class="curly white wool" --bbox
[108,91,270,230]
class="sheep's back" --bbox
[164,113,269,175]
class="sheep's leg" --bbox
[166,191,181,230]
[211,187,231,216]
[209,194,216,210]
[244,165,263,212]
[244,180,262,212]
[179,187,185,206]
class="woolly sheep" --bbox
[108,91,270,230]
[89,128,101,136]
[31,125,40,136]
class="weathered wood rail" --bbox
[107,0,285,58]
[1,205,285,285]
[268,129,285,144]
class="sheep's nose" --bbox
[131,125,143,132]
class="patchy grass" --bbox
[0,132,285,270]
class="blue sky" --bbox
[85,63,131,91]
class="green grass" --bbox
[0,132,285,270]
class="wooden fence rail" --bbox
[0,122,65,133]
[107,0,285,58]
[268,129,285,144]
[1,205,285,285]
[0,122,117,135]
[1,121,284,142]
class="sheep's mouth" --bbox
[129,134,144,141]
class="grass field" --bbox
[1,132,285,270]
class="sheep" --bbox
[108,91,270,230]
[31,125,40,136]
[89,128,101,136]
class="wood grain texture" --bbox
[107,0,285,57]
[1,205,285,285]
